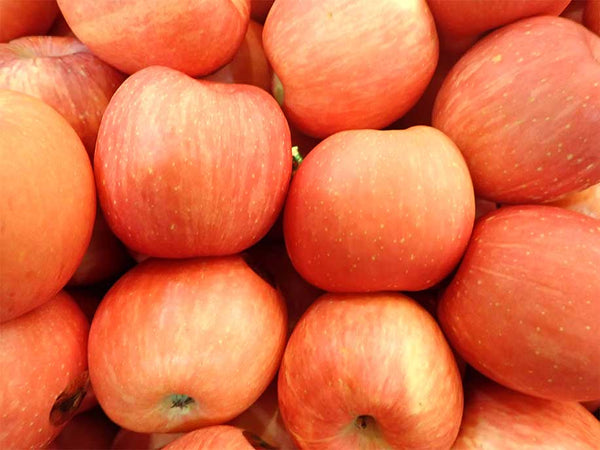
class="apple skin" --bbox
[95,66,291,259]
[452,373,600,449]
[204,20,271,92]
[68,207,134,286]
[164,425,269,450]
[0,0,59,42]
[262,0,438,138]
[544,182,600,219]
[278,292,463,449]
[284,127,475,292]
[438,205,600,402]
[229,380,296,449]
[88,256,287,433]
[0,89,95,323]
[0,36,125,157]
[47,407,119,450]
[585,0,600,34]
[427,0,570,53]
[57,0,250,76]
[433,16,600,204]
[0,292,90,448]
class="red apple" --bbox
[544,182,600,219]
[585,0,600,34]
[47,407,119,450]
[453,373,600,449]
[88,256,287,433]
[427,0,570,53]
[164,425,272,449]
[228,381,296,449]
[57,0,250,76]
[438,205,600,402]
[0,0,59,42]
[68,207,134,286]
[95,66,291,258]
[0,292,90,448]
[111,430,184,449]
[278,292,463,449]
[0,89,95,323]
[284,126,475,292]
[263,0,438,138]
[433,16,600,204]
[0,36,125,157]
[204,20,271,92]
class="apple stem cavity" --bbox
[49,371,90,426]
[355,415,375,430]
[272,73,285,106]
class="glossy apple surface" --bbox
[439,205,600,401]
[0,0,59,42]
[427,0,570,52]
[0,89,95,323]
[263,0,438,138]
[95,66,291,258]
[0,292,90,448]
[284,127,475,292]
[453,373,600,449]
[0,36,125,157]
[88,256,287,433]
[278,292,463,449]
[433,16,600,204]
[57,0,250,75]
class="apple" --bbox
[228,380,296,449]
[57,0,250,76]
[452,373,600,449]
[262,0,438,138]
[278,292,463,449]
[164,425,273,449]
[95,66,291,259]
[284,126,475,292]
[585,0,600,34]
[0,291,90,448]
[0,36,125,158]
[88,256,287,433]
[0,0,59,42]
[544,182,600,219]
[68,206,134,286]
[0,89,95,323]
[433,16,600,204]
[438,205,600,402]
[47,407,119,450]
[204,20,271,92]
[111,430,184,449]
[427,0,570,53]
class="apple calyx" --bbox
[49,371,90,426]
[168,394,195,410]
[272,73,285,106]
[350,415,388,447]
[241,430,277,449]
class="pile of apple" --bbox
[1,0,600,448]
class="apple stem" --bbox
[292,146,303,173]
